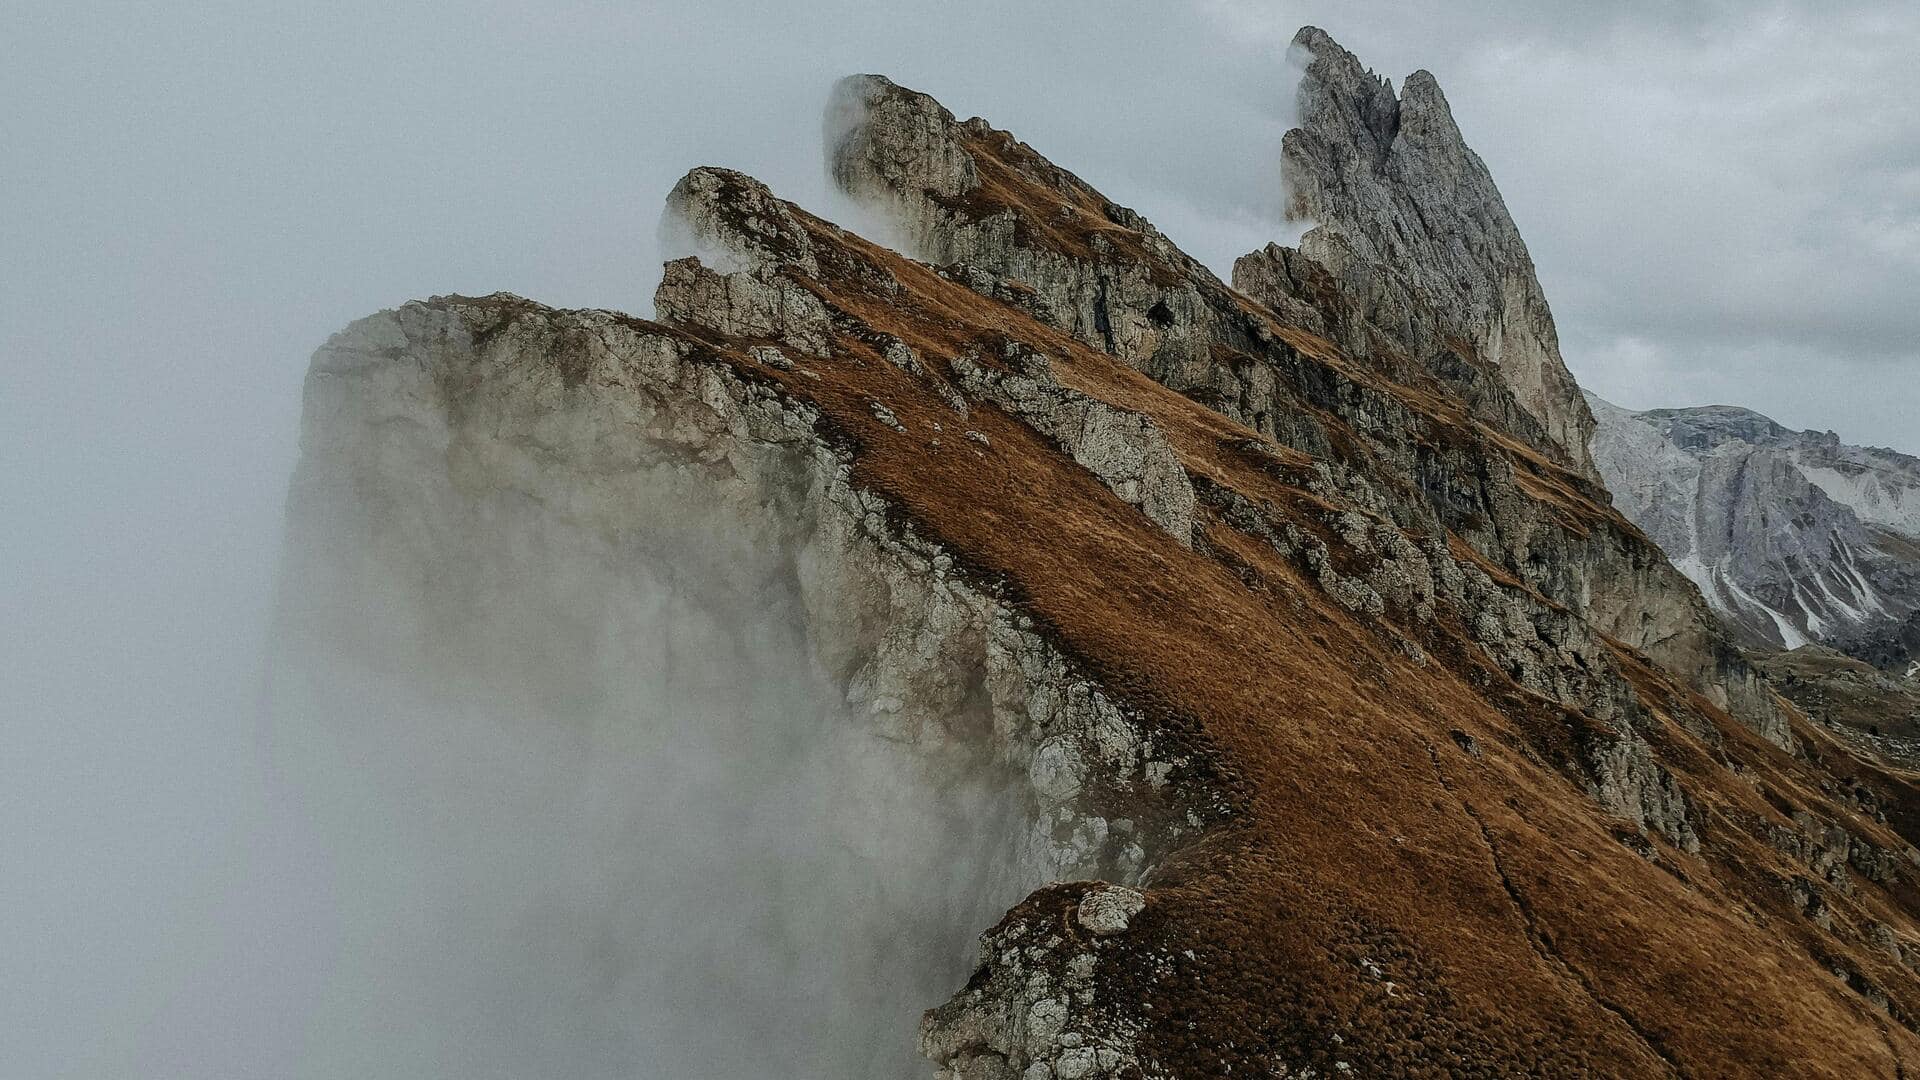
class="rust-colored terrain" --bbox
[570,130,1920,1070]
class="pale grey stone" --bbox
[1588,391,1919,663]
[1076,885,1147,936]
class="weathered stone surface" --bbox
[655,166,834,354]
[950,345,1196,545]
[830,73,1240,396]
[1256,26,1596,475]
[921,887,1148,1080]
[1076,885,1147,936]
[1585,733,1700,854]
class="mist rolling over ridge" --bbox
[257,304,1054,1077]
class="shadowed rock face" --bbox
[1236,26,1597,478]
[1590,392,1920,663]
[283,30,1920,1080]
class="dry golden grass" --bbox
[559,177,1920,1073]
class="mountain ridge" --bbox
[273,28,1920,1078]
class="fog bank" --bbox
[261,505,1033,1077]
[243,304,1045,1076]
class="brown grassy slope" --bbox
[526,183,1920,1071]
[672,206,1917,1071]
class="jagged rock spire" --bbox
[1248,26,1598,475]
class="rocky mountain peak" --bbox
[1289,27,1401,158]
[830,74,980,204]
[667,165,820,277]
[1247,26,1598,477]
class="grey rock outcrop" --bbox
[1237,26,1595,476]
[1588,393,1920,662]
[829,73,1237,398]
[920,885,1150,1080]
[949,345,1196,545]
[655,168,834,355]
[1076,885,1147,936]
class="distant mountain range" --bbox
[1589,393,1919,666]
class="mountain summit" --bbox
[1235,26,1597,477]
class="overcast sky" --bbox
[2,2,1915,1076]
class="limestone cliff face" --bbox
[283,35,1920,1080]
[1236,26,1596,478]
[280,312,1213,1079]
[1590,393,1920,663]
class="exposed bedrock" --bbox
[271,290,1215,1076]
[1262,26,1597,477]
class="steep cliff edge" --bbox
[1589,392,1920,663]
[279,33,1920,1080]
